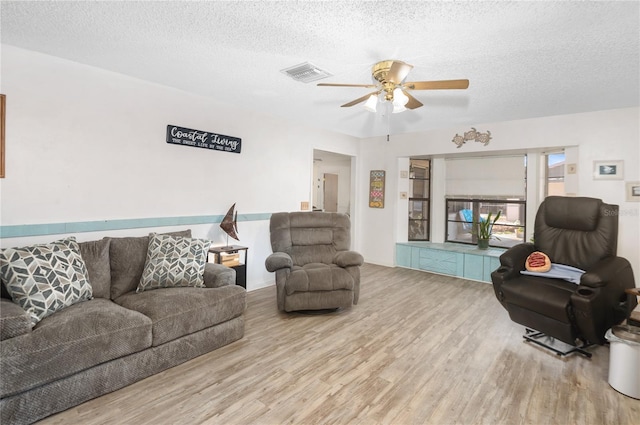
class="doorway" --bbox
[323,173,339,212]
[312,149,352,215]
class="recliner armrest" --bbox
[265,252,293,272]
[496,243,536,279]
[581,256,633,288]
[572,256,636,344]
[334,251,364,267]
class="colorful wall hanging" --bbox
[369,170,385,208]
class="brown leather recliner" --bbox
[491,196,637,347]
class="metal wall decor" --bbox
[451,127,492,149]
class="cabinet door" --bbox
[418,249,462,276]
[464,254,485,281]
[396,245,412,268]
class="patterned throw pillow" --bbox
[0,237,93,326]
[136,233,211,292]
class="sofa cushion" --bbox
[115,285,245,346]
[0,298,31,340]
[79,238,111,299]
[136,233,210,292]
[285,263,355,296]
[0,237,93,326]
[0,298,152,398]
[109,229,191,300]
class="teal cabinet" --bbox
[396,242,504,283]
[417,248,464,276]
[483,256,501,282]
[395,244,412,268]
[463,254,485,281]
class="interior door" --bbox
[323,173,338,212]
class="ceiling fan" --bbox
[318,60,469,113]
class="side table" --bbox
[208,245,248,288]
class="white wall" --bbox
[357,107,640,276]
[0,45,360,291]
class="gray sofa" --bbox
[0,230,246,425]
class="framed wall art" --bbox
[626,181,640,202]
[593,160,623,180]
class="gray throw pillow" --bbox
[0,237,93,326]
[136,233,210,292]
[109,229,192,300]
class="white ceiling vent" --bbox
[281,62,332,83]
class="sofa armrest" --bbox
[334,251,364,268]
[265,252,293,272]
[203,263,236,288]
[581,257,633,288]
[0,298,32,340]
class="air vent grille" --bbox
[281,62,332,83]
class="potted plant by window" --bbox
[474,211,501,249]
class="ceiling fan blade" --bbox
[317,83,377,88]
[387,61,413,84]
[341,91,380,107]
[403,79,470,90]
[404,91,423,110]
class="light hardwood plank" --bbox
[39,264,639,424]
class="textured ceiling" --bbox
[1,1,639,138]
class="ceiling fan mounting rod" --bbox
[383,82,396,102]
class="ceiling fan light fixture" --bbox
[364,94,378,112]
[392,104,407,114]
[318,59,469,114]
[392,88,409,107]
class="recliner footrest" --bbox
[523,329,592,358]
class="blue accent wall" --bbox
[0,213,273,238]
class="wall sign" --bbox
[369,170,385,208]
[166,125,241,154]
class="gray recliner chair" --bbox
[265,212,364,312]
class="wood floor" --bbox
[40,264,639,425]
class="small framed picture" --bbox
[593,160,623,180]
[626,181,640,202]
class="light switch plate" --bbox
[300,201,310,210]
[400,170,409,178]
[567,163,577,174]
[400,192,408,199]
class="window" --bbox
[446,198,526,248]
[444,155,527,248]
[545,152,565,196]
[408,159,430,241]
